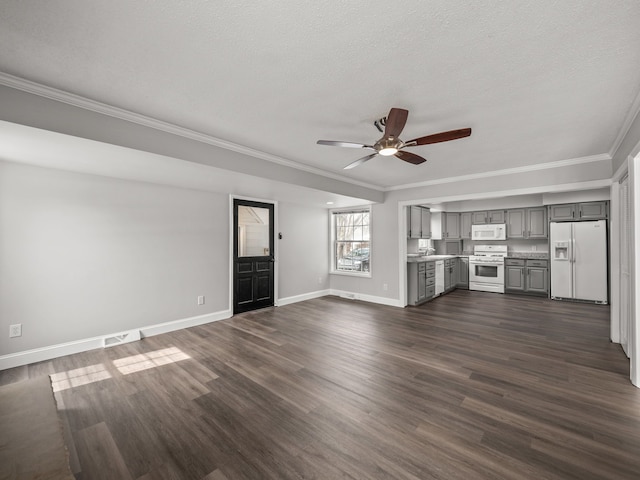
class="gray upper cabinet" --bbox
[408,205,421,238]
[460,212,472,239]
[407,206,431,238]
[443,212,461,239]
[506,207,547,239]
[527,207,547,238]
[471,210,505,224]
[578,201,608,220]
[548,201,608,221]
[471,211,487,224]
[506,209,526,238]
[421,207,431,238]
[488,210,506,223]
[548,204,576,221]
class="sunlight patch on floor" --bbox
[50,363,112,392]
[113,347,190,375]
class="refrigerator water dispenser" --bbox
[553,241,569,260]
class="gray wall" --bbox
[0,160,336,357]
[277,202,329,299]
[329,200,399,300]
[0,160,229,354]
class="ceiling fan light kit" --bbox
[317,107,471,169]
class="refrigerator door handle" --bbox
[571,236,576,297]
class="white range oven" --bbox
[469,245,507,293]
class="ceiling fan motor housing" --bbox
[375,136,403,155]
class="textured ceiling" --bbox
[0,0,639,189]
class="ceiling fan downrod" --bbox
[373,116,387,133]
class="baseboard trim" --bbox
[0,309,232,371]
[277,289,330,306]
[329,289,403,308]
[139,310,231,338]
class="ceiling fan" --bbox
[317,108,471,169]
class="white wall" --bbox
[329,200,400,303]
[0,160,338,365]
[277,202,329,302]
[0,160,231,357]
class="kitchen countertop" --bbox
[407,252,548,262]
[506,253,549,259]
[407,254,466,263]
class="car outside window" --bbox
[332,208,371,275]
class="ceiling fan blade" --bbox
[384,108,409,138]
[406,128,472,146]
[395,150,427,165]
[317,140,373,149]
[344,152,378,170]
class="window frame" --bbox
[330,206,372,278]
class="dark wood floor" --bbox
[2,291,639,479]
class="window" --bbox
[331,208,371,275]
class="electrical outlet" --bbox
[383,283,388,291]
[9,324,22,338]
[318,276,323,284]
[532,245,537,251]
[197,296,205,305]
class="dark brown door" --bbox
[233,199,275,314]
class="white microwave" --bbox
[471,224,506,240]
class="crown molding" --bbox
[384,153,612,192]
[0,72,384,192]
[0,72,620,196]
[396,178,612,207]
[609,82,640,160]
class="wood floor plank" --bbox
[74,421,133,480]
[3,291,640,479]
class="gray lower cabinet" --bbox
[444,259,452,291]
[526,264,548,294]
[457,257,469,289]
[444,258,457,291]
[504,259,548,296]
[409,258,462,305]
[408,261,436,305]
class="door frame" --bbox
[229,195,279,314]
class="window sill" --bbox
[330,270,372,278]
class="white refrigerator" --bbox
[550,220,608,304]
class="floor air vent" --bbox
[103,329,141,348]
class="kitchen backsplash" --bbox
[410,237,549,256]
[462,238,549,254]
